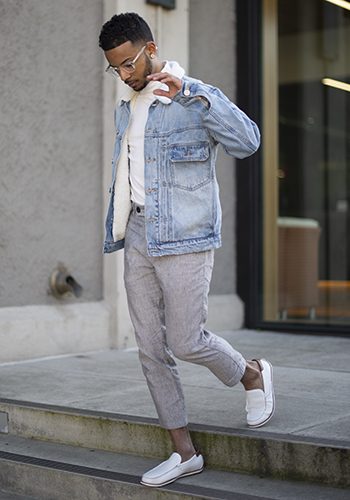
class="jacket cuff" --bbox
[173,81,210,108]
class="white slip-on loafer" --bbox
[245,358,275,428]
[140,450,204,488]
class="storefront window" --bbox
[262,0,350,325]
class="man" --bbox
[99,12,274,488]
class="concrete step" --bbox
[0,434,349,500]
[0,398,349,490]
[0,492,40,500]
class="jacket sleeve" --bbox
[172,78,260,159]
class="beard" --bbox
[135,54,153,92]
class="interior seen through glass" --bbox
[274,0,350,324]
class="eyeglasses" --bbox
[105,44,147,78]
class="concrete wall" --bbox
[103,0,243,347]
[0,0,242,362]
[0,0,193,360]
[189,0,244,329]
[0,0,109,362]
[0,0,104,308]
[102,0,190,349]
[189,0,237,295]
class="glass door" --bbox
[262,0,350,326]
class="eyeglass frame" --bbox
[105,44,148,78]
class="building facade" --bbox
[1,0,349,362]
[0,0,244,363]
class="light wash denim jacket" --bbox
[103,76,260,256]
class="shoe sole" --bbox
[247,359,275,428]
[140,466,204,488]
[247,402,275,428]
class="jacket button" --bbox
[184,89,190,96]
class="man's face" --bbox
[105,41,153,92]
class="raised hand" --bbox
[147,72,183,99]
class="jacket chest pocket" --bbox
[169,142,211,191]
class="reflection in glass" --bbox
[267,0,350,324]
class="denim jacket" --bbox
[103,76,260,256]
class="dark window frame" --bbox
[236,0,350,337]
[146,0,176,9]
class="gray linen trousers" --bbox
[124,204,246,429]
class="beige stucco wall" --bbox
[0,0,104,308]
[0,0,111,362]
[0,0,242,362]
[189,0,237,295]
[189,0,244,329]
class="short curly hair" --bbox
[99,12,154,51]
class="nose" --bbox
[119,67,130,81]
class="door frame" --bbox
[236,0,350,337]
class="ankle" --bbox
[175,444,196,463]
[169,427,196,463]
[241,360,263,391]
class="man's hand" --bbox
[147,72,183,100]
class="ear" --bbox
[146,41,157,59]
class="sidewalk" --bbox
[0,329,349,443]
